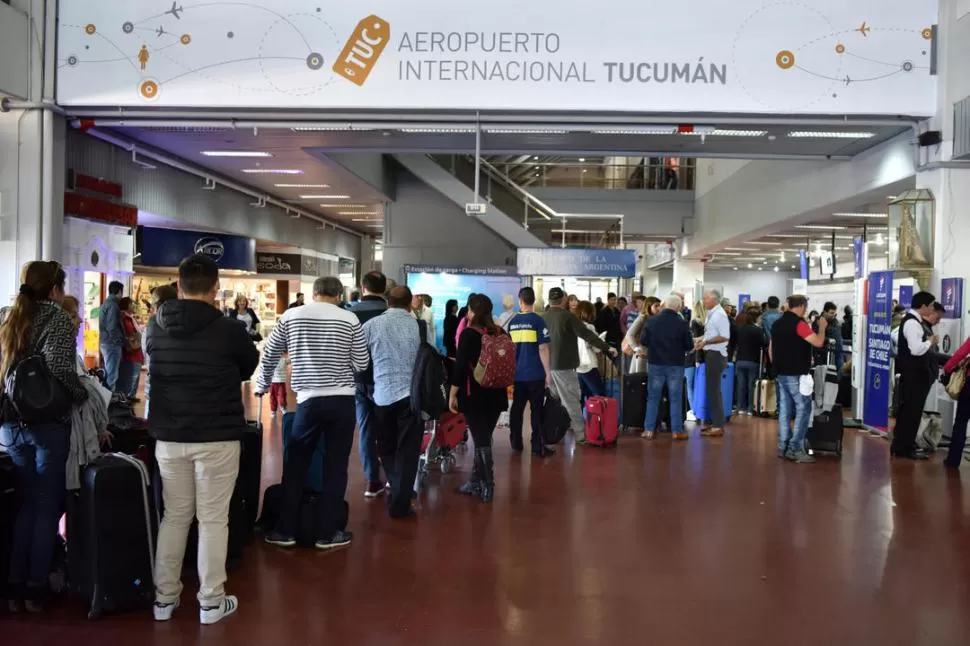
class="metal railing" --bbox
[493,159,696,191]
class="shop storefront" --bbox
[62,172,138,368]
[255,247,340,308]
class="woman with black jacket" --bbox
[449,294,508,503]
[1,261,87,613]
[443,299,459,358]
[228,295,261,342]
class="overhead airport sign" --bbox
[517,248,637,277]
[57,0,936,115]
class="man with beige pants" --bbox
[146,254,260,625]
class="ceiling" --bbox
[95,119,912,238]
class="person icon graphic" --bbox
[138,45,150,70]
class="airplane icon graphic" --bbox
[167,2,184,19]
[156,25,166,37]
[856,22,870,37]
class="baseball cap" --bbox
[548,287,565,301]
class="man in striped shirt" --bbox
[257,276,369,551]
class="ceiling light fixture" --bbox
[742,241,783,246]
[681,129,767,137]
[351,218,382,222]
[242,169,303,175]
[400,127,476,134]
[578,157,586,162]
[773,266,780,272]
[591,126,678,135]
[291,125,376,131]
[201,151,272,158]
[341,211,379,216]
[832,212,888,218]
[715,252,743,256]
[274,183,329,188]
[300,194,349,199]
[787,131,876,139]
[485,128,568,135]
[747,263,753,269]
[795,224,848,230]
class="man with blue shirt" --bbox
[507,287,554,457]
[364,285,422,518]
[694,288,731,437]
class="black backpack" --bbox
[410,343,448,419]
[542,389,571,445]
[4,354,72,424]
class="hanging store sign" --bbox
[941,277,964,320]
[517,248,636,277]
[256,252,302,275]
[137,226,256,272]
[863,270,893,432]
[56,0,936,116]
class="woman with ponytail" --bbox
[1,261,87,613]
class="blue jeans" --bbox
[119,360,142,400]
[577,369,604,412]
[777,375,811,453]
[685,366,697,412]
[1,421,70,590]
[355,386,382,485]
[645,365,686,433]
[101,343,123,392]
[277,396,356,539]
[735,360,759,413]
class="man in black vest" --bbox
[892,291,938,460]
[769,295,828,463]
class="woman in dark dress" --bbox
[443,299,459,359]
[449,294,508,503]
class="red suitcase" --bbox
[585,397,619,447]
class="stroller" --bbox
[416,411,468,489]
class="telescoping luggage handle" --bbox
[108,453,159,584]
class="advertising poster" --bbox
[738,294,751,309]
[798,250,809,280]
[898,285,913,309]
[853,238,865,279]
[863,271,893,432]
[941,277,964,319]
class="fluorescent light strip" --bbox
[592,126,678,135]
[351,218,382,222]
[201,150,272,158]
[400,127,476,134]
[274,183,329,188]
[742,241,783,246]
[681,129,767,137]
[486,128,568,135]
[788,131,876,139]
[291,125,376,131]
[300,194,349,199]
[341,212,379,216]
[320,203,369,208]
[795,224,848,230]
[832,212,888,218]
[715,252,743,256]
[242,169,303,175]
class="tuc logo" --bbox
[194,236,225,262]
[334,15,390,86]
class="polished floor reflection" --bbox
[4,404,970,646]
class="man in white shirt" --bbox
[694,288,731,437]
[892,291,938,460]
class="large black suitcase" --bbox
[623,372,648,429]
[257,484,319,547]
[69,453,157,619]
[806,404,845,457]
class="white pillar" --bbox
[672,257,705,304]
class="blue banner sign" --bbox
[853,238,865,279]
[738,294,751,309]
[516,248,637,277]
[798,250,809,280]
[898,285,913,309]
[941,277,964,320]
[404,264,518,276]
[138,227,256,272]
[864,271,894,432]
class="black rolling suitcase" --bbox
[623,372,648,430]
[807,404,845,457]
[69,453,157,619]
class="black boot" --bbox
[478,447,495,503]
[457,451,483,496]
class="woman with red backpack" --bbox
[449,294,514,503]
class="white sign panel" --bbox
[57,0,938,115]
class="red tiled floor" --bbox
[5,397,970,645]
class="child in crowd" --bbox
[269,353,291,417]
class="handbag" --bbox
[945,360,968,400]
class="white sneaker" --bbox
[153,599,179,622]
[686,410,697,422]
[200,595,238,625]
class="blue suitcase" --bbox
[693,362,735,423]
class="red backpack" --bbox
[472,329,516,389]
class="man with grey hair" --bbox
[694,288,731,437]
[258,276,369,551]
[639,294,693,440]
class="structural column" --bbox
[672,257,705,304]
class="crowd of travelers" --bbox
[1,255,967,625]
